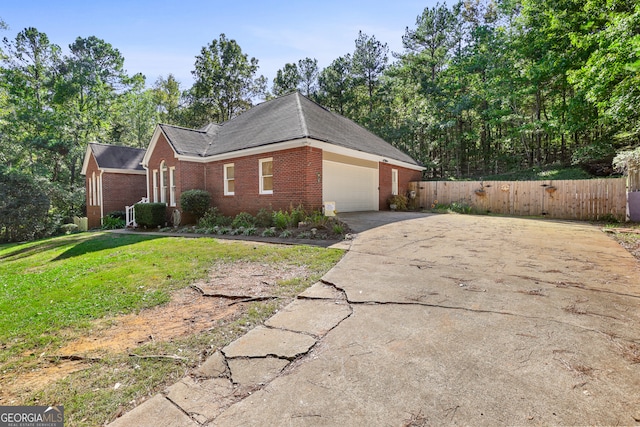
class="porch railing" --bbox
[125,197,148,228]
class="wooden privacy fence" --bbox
[408,178,627,221]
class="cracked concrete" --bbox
[109,213,640,426]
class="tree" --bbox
[0,166,51,242]
[567,0,640,143]
[297,57,318,96]
[352,31,388,113]
[272,63,300,96]
[318,55,354,116]
[190,33,266,125]
[0,28,63,177]
[55,35,135,188]
[152,74,183,124]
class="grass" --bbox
[0,231,344,426]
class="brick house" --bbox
[83,92,424,226]
[81,143,147,229]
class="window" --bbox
[160,161,168,203]
[224,163,235,195]
[392,169,399,196]
[259,158,273,194]
[169,167,176,207]
[152,170,158,202]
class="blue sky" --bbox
[2,1,437,91]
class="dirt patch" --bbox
[0,261,312,404]
[57,288,238,357]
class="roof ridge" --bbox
[159,123,207,133]
[295,92,309,136]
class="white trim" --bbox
[160,161,167,204]
[392,169,399,196]
[259,158,273,195]
[89,172,94,206]
[152,170,158,202]
[98,171,104,224]
[100,168,146,175]
[224,163,235,196]
[169,166,176,207]
[81,145,93,175]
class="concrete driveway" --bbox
[112,213,640,426]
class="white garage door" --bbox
[323,160,378,212]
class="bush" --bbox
[180,190,211,219]
[60,223,79,234]
[388,194,408,211]
[106,210,126,220]
[0,167,51,242]
[101,216,125,230]
[198,207,232,228]
[255,208,273,228]
[262,227,277,237]
[290,205,307,226]
[135,203,166,228]
[232,212,256,228]
[272,210,291,230]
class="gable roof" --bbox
[154,92,421,167]
[81,143,146,175]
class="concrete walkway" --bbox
[109,213,640,426]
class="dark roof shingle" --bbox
[90,143,145,171]
[159,92,420,166]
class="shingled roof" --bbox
[158,92,420,166]
[88,143,146,171]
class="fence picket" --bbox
[413,178,627,221]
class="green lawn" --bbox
[0,231,344,425]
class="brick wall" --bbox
[204,146,323,217]
[379,163,423,210]
[146,134,206,223]
[102,173,147,217]
[84,152,147,229]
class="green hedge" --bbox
[180,190,211,219]
[135,203,166,228]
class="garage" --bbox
[322,156,379,212]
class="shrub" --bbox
[232,212,256,228]
[106,211,126,220]
[290,205,307,226]
[217,227,232,235]
[135,203,166,228]
[279,229,294,238]
[180,190,211,219]
[0,167,50,242]
[272,210,291,230]
[255,208,273,228]
[198,207,231,228]
[101,216,125,230]
[306,210,329,228]
[332,223,344,235]
[60,223,79,234]
[262,227,277,237]
[243,227,258,236]
[388,194,408,211]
